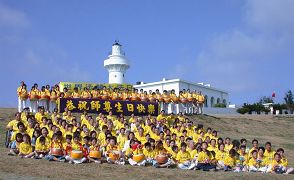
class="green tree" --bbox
[284,90,294,114]
[259,96,273,104]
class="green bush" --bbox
[214,103,226,108]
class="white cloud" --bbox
[193,0,294,100]
[0,3,30,28]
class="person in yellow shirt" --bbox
[34,136,50,158]
[143,142,156,165]
[105,136,124,165]
[45,133,65,162]
[8,133,23,156]
[248,150,259,172]
[35,108,49,124]
[215,143,227,169]
[19,134,34,158]
[81,87,91,99]
[196,142,216,171]
[223,149,237,171]
[17,82,28,112]
[264,142,275,162]
[156,110,166,121]
[269,152,294,174]
[39,86,49,111]
[256,147,271,173]
[177,142,194,169]
[237,145,249,172]
[7,112,23,132]
[135,127,146,144]
[49,87,58,113]
[10,122,27,142]
[63,87,71,98]
[87,137,102,164]
[71,87,80,98]
[249,139,259,156]
[207,139,218,153]
[224,137,233,152]
[65,133,87,164]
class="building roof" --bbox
[133,78,229,94]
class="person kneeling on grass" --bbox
[45,133,65,162]
[196,142,216,171]
[65,133,87,164]
[18,134,35,158]
[176,142,195,170]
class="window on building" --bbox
[210,97,214,107]
[204,95,208,107]
[217,98,221,104]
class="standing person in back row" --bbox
[29,84,40,113]
[17,81,28,112]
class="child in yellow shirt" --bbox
[8,133,23,156]
[216,143,228,169]
[45,133,65,162]
[19,134,34,158]
[248,150,259,172]
[177,142,194,170]
[105,136,124,165]
[223,149,237,171]
[34,136,50,158]
[143,142,156,165]
[87,137,102,164]
[196,142,216,171]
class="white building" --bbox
[134,78,229,108]
[104,41,130,84]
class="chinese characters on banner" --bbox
[59,98,159,116]
[58,82,133,93]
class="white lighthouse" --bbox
[104,41,130,84]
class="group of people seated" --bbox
[5,106,294,175]
[17,81,205,115]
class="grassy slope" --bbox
[0,108,293,180]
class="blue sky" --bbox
[0,0,293,107]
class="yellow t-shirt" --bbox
[10,131,27,141]
[215,151,228,161]
[207,146,218,153]
[224,156,236,167]
[35,143,49,152]
[197,151,213,163]
[176,150,191,163]
[224,144,233,152]
[238,153,249,165]
[19,142,32,155]
[257,156,270,167]
[190,149,198,159]
[264,150,275,162]
[281,157,288,167]
[156,114,165,121]
[7,120,22,132]
[248,158,258,167]
[143,148,155,158]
